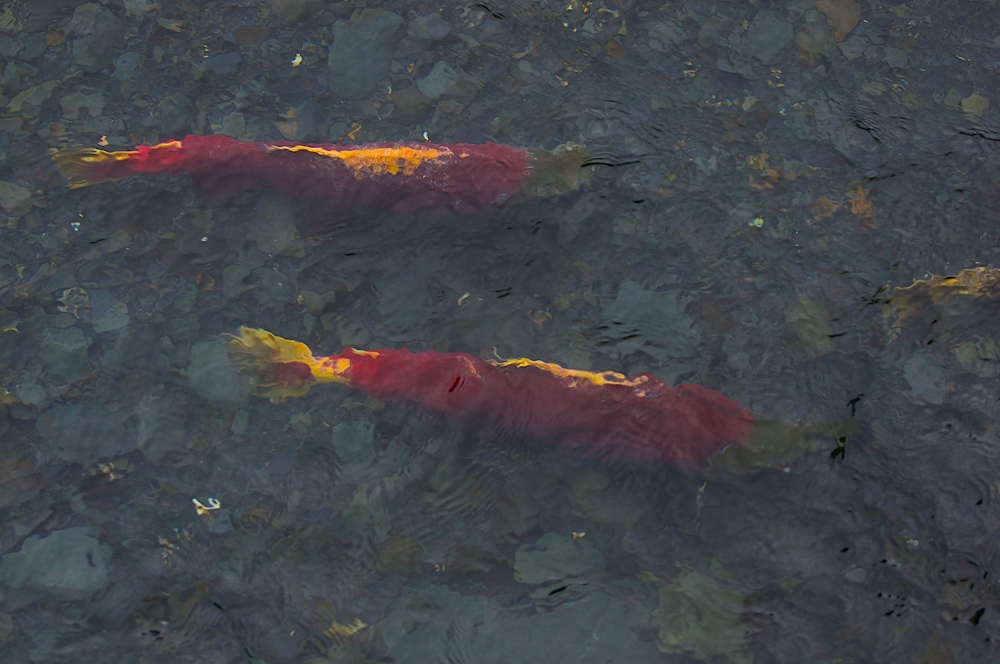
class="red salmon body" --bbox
[54,135,535,213]
[228,328,754,467]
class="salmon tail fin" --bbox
[225,327,351,403]
[524,142,592,197]
[49,147,137,189]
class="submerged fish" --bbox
[51,135,590,214]
[228,327,754,467]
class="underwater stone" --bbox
[513,532,604,584]
[15,381,47,408]
[249,265,297,312]
[416,61,458,101]
[408,13,450,41]
[381,583,659,663]
[101,323,169,375]
[248,191,304,256]
[59,91,104,120]
[220,111,246,137]
[113,51,141,80]
[5,80,58,119]
[647,21,686,53]
[795,9,837,58]
[0,180,31,216]
[746,10,794,63]
[884,47,907,69]
[159,92,196,136]
[85,289,130,333]
[601,281,700,362]
[39,326,93,383]
[327,8,403,100]
[0,527,111,607]
[0,35,22,58]
[390,85,432,125]
[904,351,949,405]
[19,34,46,61]
[652,569,750,662]
[187,339,250,407]
[199,51,242,76]
[134,390,190,462]
[70,5,124,72]
[36,401,135,464]
[274,101,317,141]
[330,417,377,467]
[376,264,429,341]
[839,32,867,60]
[269,0,323,26]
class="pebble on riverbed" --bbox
[327,8,403,101]
[0,526,112,609]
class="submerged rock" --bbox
[269,0,323,25]
[60,91,105,120]
[6,80,59,119]
[904,350,950,405]
[248,191,305,257]
[133,390,190,462]
[330,416,377,468]
[39,326,93,384]
[390,85,432,124]
[376,264,429,341]
[408,13,450,42]
[327,8,403,100]
[198,51,242,77]
[85,290,130,333]
[652,569,750,663]
[69,4,124,72]
[0,180,32,216]
[647,21,686,54]
[416,61,458,100]
[746,10,794,63]
[601,281,701,363]
[513,532,604,584]
[795,9,838,59]
[380,582,659,663]
[159,92,196,136]
[0,527,112,608]
[101,323,170,376]
[36,401,135,464]
[187,339,250,408]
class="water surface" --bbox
[1,0,998,661]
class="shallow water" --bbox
[1,0,999,661]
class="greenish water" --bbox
[1,0,999,661]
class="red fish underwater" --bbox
[228,327,754,466]
[51,135,589,214]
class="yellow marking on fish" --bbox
[72,141,182,164]
[149,140,184,150]
[490,356,648,388]
[458,355,483,380]
[227,327,352,402]
[320,617,367,644]
[265,144,451,176]
[50,147,135,188]
[50,141,182,188]
[77,148,137,164]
